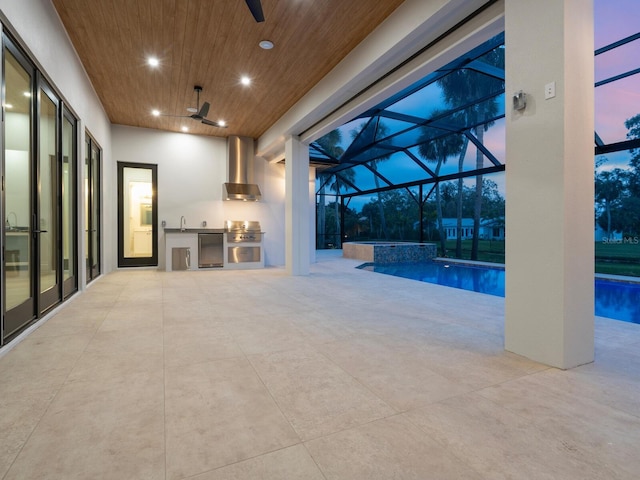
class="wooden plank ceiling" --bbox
[51,0,405,139]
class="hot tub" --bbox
[343,241,437,264]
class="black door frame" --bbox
[37,76,62,315]
[117,161,158,267]
[85,133,101,283]
[2,34,37,341]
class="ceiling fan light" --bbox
[259,40,274,50]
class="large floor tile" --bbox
[478,373,640,479]
[249,347,395,440]
[5,369,165,480]
[224,316,313,355]
[405,391,619,479]
[163,322,244,367]
[164,356,299,480]
[189,445,325,480]
[318,336,472,411]
[305,415,483,480]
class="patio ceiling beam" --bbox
[595,66,640,88]
[594,131,604,147]
[465,129,503,167]
[376,110,428,125]
[464,59,505,80]
[405,149,437,178]
[594,31,640,56]
[361,162,394,188]
[595,137,640,155]
[334,172,362,193]
[341,165,505,198]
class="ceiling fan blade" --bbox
[198,101,210,119]
[191,101,210,120]
[161,113,191,118]
[244,0,265,22]
[202,118,227,128]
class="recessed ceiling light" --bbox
[240,76,251,86]
[218,120,226,127]
[151,109,160,116]
[23,92,31,97]
[259,40,274,50]
[148,57,159,67]
[181,126,189,132]
[3,103,13,109]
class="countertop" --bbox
[164,228,226,234]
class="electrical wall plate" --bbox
[513,90,527,111]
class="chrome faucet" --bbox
[180,216,186,232]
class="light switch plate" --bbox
[545,81,556,99]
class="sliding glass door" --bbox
[85,135,101,283]
[2,34,79,342]
[37,82,61,312]
[3,40,36,338]
[62,109,77,297]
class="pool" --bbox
[359,261,640,324]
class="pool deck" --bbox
[0,249,639,479]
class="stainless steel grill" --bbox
[224,220,263,265]
[224,220,262,243]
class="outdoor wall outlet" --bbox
[202,221,207,227]
[545,81,556,99]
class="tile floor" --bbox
[1,251,639,479]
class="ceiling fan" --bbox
[164,85,227,128]
[245,0,265,23]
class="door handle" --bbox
[33,229,48,233]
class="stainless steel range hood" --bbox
[224,136,262,201]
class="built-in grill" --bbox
[224,220,264,266]
[224,220,262,243]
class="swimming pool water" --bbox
[360,262,640,324]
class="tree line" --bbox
[595,114,640,238]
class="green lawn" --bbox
[435,239,640,278]
[595,240,640,276]
[441,239,505,263]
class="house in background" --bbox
[441,218,505,241]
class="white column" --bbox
[505,0,594,369]
[285,135,310,275]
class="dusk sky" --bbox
[321,0,639,202]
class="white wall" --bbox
[111,125,285,268]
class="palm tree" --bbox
[437,45,504,259]
[327,168,355,246]
[418,126,465,256]
[595,169,625,238]
[314,129,344,248]
[350,119,392,239]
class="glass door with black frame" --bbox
[118,162,158,267]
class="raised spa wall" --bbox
[343,242,437,263]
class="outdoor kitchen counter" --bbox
[164,228,226,234]
[163,227,264,271]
